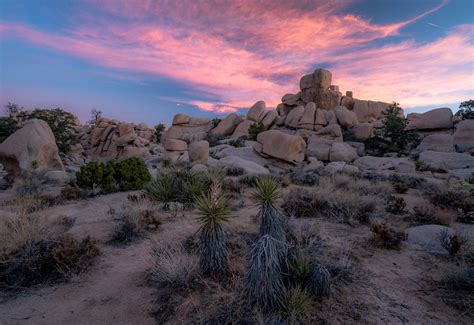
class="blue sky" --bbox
[1,0,473,125]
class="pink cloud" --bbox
[1,0,472,114]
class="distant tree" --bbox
[89,108,102,126]
[365,102,419,156]
[248,122,265,141]
[0,103,21,142]
[4,102,23,118]
[154,124,166,143]
[455,100,474,119]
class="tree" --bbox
[154,124,166,143]
[248,122,265,141]
[455,100,474,119]
[88,108,102,126]
[4,102,23,117]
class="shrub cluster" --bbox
[111,205,161,244]
[76,157,151,194]
[370,221,406,249]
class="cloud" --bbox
[1,0,471,114]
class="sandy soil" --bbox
[0,187,472,324]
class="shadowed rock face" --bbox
[0,119,63,180]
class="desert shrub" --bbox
[287,169,320,186]
[388,174,425,190]
[439,266,474,314]
[410,203,457,226]
[427,186,474,213]
[196,191,230,276]
[364,102,419,156]
[385,196,407,214]
[226,166,245,177]
[111,206,161,244]
[28,108,78,155]
[252,177,286,241]
[0,117,18,143]
[281,188,328,218]
[14,170,44,196]
[455,99,474,119]
[154,123,166,142]
[281,286,310,322]
[248,122,265,141]
[289,254,311,284]
[326,191,375,224]
[307,263,331,298]
[76,158,150,194]
[206,132,224,147]
[245,235,287,311]
[228,136,247,147]
[238,174,264,187]
[440,230,465,256]
[212,118,221,127]
[150,243,198,288]
[88,108,102,126]
[342,129,358,142]
[370,221,406,249]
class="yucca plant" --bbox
[195,191,231,276]
[245,234,288,311]
[251,177,286,241]
[307,262,331,298]
[290,254,311,284]
[143,171,176,208]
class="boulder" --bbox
[165,124,212,142]
[231,120,254,139]
[257,130,306,163]
[0,119,64,179]
[188,117,212,126]
[43,170,71,184]
[417,134,455,152]
[164,138,187,151]
[352,123,373,140]
[216,156,269,174]
[406,108,453,130]
[276,103,294,116]
[324,110,338,125]
[188,140,209,163]
[281,93,300,106]
[352,100,390,123]
[418,151,474,171]
[306,135,338,161]
[453,119,474,152]
[406,225,454,254]
[211,113,240,136]
[354,156,416,173]
[340,96,355,110]
[324,162,359,174]
[172,114,191,125]
[247,101,266,122]
[213,144,269,166]
[335,105,358,129]
[316,124,342,139]
[261,110,278,129]
[299,69,341,109]
[329,142,358,162]
[190,164,208,173]
[298,102,316,130]
[303,157,324,171]
[314,109,327,126]
[285,105,304,128]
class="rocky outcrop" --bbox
[231,120,254,139]
[299,69,341,109]
[354,156,416,173]
[329,142,358,162]
[351,100,390,123]
[0,119,64,180]
[418,151,474,172]
[334,106,358,129]
[285,105,304,129]
[210,113,241,136]
[247,101,266,122]
[417,134,455,152]
[257,130,306,163]
[164,139,187,151]
[453,119,474,153]
[406,108,453,130]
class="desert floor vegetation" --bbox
[0,168,473,323]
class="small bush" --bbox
[440,230,465,256]
[410,203,457,226]
[307,263,331,298]
[154,123,166,142]
[287,169,320,186]
[248,122,265,141]
[385,196,406,214]
[205,133,224,147]
[116,157,151,191]
[281,286,310,322]
[455,99,474,119]
[0,117,18,143]
[290,254,311,284]
[226,167,245,177]
[111,206,161,244]
[371,221,406,249]
[228,136,247,147]
[150,243,197,288]
[281,188,328,219]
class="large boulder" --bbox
[261,110,278,129]
[247,101,266,122]
[281,93,301,106]
[285,105,304,129]
[354,156,416,173]
[329,142,358,162]
[306,135,338,161]
[316,124,342,139]
[216,156,269,174]
[231,120,254,139]
[453,119,474,152]
[165,124,212,142]
[257,130,306,163]
[172,114,191,125]
[298,102,316,130]
[188,140,209,163]
[211,113,241,136]
[299,69,341,109]
[352,123,373,140]
[406,108,453,130]
[417,134,455,152]
[352,100,390,123]
[334,105,358,129]
[164,138,187,151]
[418,151,474,172]
[0,119,64,179]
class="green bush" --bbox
[455,100,474,119]
[0,117,18,143]
[76,157,150,194]
[154,124,166,142]
[365,103,419,156]
[248,122,265,141]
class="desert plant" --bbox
[385,196,407,214]
[154,123,166,142]
[440,230,465,256]
[195,190,231,276]
[307,262,331,298]
[88,108,102,126]
[116,157,151,191]
[245,235,287,311]
[248,122,265,141]
[410,203,457,226]
[226,166,245,177]
[205,132,224,147]
[281,188,329,218]
[252,177,286,241]
[455,99,474,119]
[371,221,406,249]
[0,117,18,143]
[290,254,311,284]
[150,243,198,288]
[281,285,310,322]
[229,136,247,147]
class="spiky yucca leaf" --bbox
[290,254,311,283]
[195,193,231,275]
[259,204,286,241]
[143,172,176,203]
[282,285,310,321]
[251,177,281,205]
[307,262,331,298]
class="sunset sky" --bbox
[1,0,473,124]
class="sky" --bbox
[0,0,473,125]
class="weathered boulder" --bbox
[418,151,474,171]
[43,170,71,184]
[231,120,254,139]
[285,105,304,128]
[281,93,300,106]
[276,103,294,116]
[261,110,278,129]
[188,140,209,163]
[298,102,316,130]
[314,109,327,126]
[165,124,212,142]
[172,114,191,125]
[406,108,453,130]
[335,105,358,129]
[212,144,269,166]
[316,124,342,139]
[306,135,338,161]
[0,119,64,179]
[211,113,240,136]
[324,162,359,174]
[417,134,455,152]
[340,96,355,110]
[247,101,266,122]
[190,164,208,174]
[329,142,358,162]
[352,100,390,123]
[303,157,324,171]
[453,119,474,152]
[299,69,341,109]
[352,123,373,140]
[257,130,306,163]
[164,138,187,151]
[325,110,338,125]
[406,225,454,254]
[216,156,269,174]
[354,156,416,173]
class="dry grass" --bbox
[409,202,458,226]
